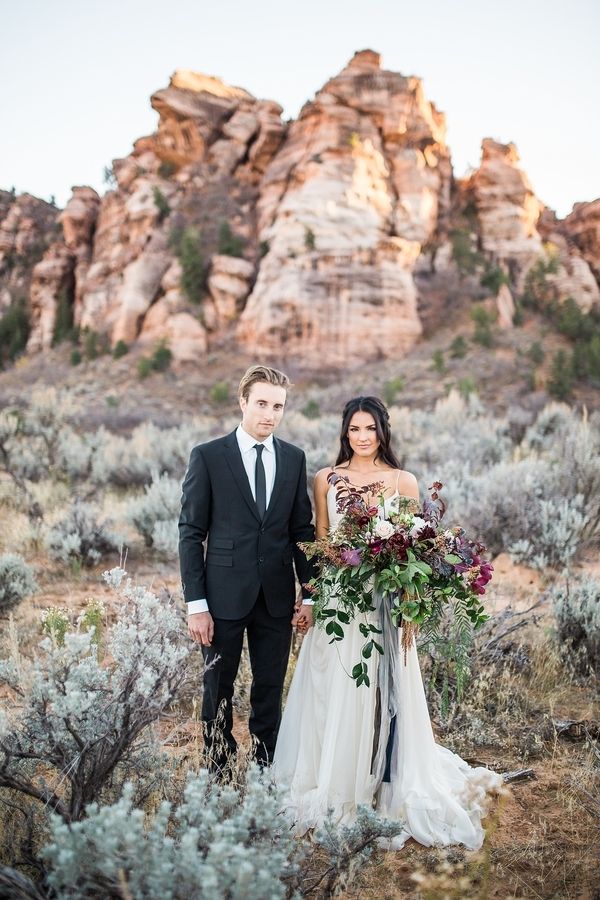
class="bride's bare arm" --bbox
[314,468,331,539]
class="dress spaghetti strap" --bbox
[395,470,401,494]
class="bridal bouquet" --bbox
[299,473,493,689]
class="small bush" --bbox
[551,575,600,674]
[112,339,129,359]
[470,305,495,347]
[158,160,177,178]
[70,349,82,366]
[432,349,446,373]
[481,266,509,294]
[102,165,116,187]
[127,472,180,554]
[259,239,270,258]
[0,553,37,612]
[547,349,573,400]
[150,340,172,372]
[450,229,484,275]
[152,186,170,221]
[457,376,477,398]
[304,226,316,251]
[170,226,206,304]
[301,399,321,419]
[210,382,230,404]
[52,289,75,345]
[82,329,107,361]
[449,335,467,359]
[45,500,121,568]
[218,221,245,257]
[383,377,404,406]
[527,341,545,366]
[0,297,30,364]
[138,356,153,379]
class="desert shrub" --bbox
[127,472,180,555]
[209,381,230,404]
[470,305,495,347]
[450,229,484,274]
[0,390,85,509]
[0,553,37,612]
[431,349,446,373]
[138,356,153,378]
[456,376,477,398]
[0,296,30,364]
[151,340,172,372]
[158,160,177,179]
[527,341,545,365]
[112,339,128,359]
[449,335,467,359]
[383,376,404,406]
[572,333,600,382]
[0,568,189,831]
[170,225,206,304]
[152,186,170,220]
[82,329,103,361]
[304,226,316,251]
[547,349,573,400]
[480,265,508,294]
[279,411,339,480]
[90,420,206,487]
[259,239,270,257]
[70,349,82,365]
[52,288,75,345]
[45,499,121,567]
[218,221,245,257]
[550,574,600,674]
[300,399,321,419]
[521,253,560,308]
[41,768,301,900]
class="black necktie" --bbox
[254,444,266,519]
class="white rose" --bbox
[374,519,395,539]
[409,516,427,539]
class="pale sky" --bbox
[1,0,598,218]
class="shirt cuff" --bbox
[301,598,315,606]
[187,598,209,615]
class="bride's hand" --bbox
[293,604,314,634]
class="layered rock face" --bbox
[238,50,452,362]
[2,51,599,368]
[0,192,59,317]
[467,139,544,267]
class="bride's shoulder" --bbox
[314,467,334,489]
[394,469,419,498]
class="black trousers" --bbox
[201,588,292,769]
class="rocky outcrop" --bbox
[237,50,451,361]
[562,199,600,281]
[2,52,599,367]
[467,139,544,268]
[0,192,59,313]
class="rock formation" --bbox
[1,51,598,368]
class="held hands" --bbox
[188,611,214,647]
[292,603,314,635]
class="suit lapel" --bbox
[263,437,289,525]
[223,431,261,523]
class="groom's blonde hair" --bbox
[238,365,292,401]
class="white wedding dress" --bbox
[272,488,503,850]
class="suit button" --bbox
[259,556,264,563]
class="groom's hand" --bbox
[292,604,314,634]
[188,611,214,647]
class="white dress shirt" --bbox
[187,425,276,615]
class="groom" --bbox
[179,365,315,773]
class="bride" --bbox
[272,396,503,849]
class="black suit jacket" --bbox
[178,430,316,619]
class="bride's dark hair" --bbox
[335,396,402,469]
